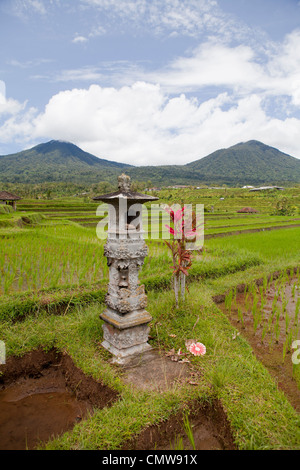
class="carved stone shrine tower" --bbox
[93,174,159,363]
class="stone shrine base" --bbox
[101,336,152,364]
[121,349,192,392]
[101,308,152,364]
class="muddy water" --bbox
[0,348,119,450]
[122,400,236,451]
[0,367,93,450]
[217,273,300,411]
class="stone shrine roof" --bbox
[93,174,159,203]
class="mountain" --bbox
[185,140,300,185]
[127,140,300,186]
[0,140,132,183]
[0,139,299,186]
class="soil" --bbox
[119,350,236,450]
[215,269,300,412]
[0,348,119,450]
[122,399,236,450]
[0,347,236,451]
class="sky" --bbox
[0,0,300,166]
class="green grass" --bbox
[0,193,300,450]
[1,284,299,450]
[207,228,300,264]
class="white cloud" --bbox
[1,80,300,162]
[88,25,106,37]
[8,58,54,68]
[50,29,300,107]
[72,35,88,43]
[0,81,293,164]
[136,30,300,110]
[28,0,47,15]
[1,23,300,163]
[265,29,300,105]
[0,82,27,117]
[0,105,36,144]
[147,41,264,94]
[79,0,247,40]
[8,0,48,19]
[0,81,6,99]
[53,67,104,82]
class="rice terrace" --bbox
[2,0,300,456]
[0,169,299,451]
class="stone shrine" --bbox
[93,174,159,363]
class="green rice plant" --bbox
[261,319,268,343]
[3,272,16,295]
[259,285,264,304]
[276,284,283,302]
[272,292,278,314]
[232,286,237,309]
[292,361,297,378]
[281,291,288,314]
[268,273,273,289]
[253,312,260,333]
[274,312,281,344]
[282,336,288,363]
[281,269,287,285]
[268,323,275,350]
[0,226,109,295]
[263,275,268,294]
[183,413,196,450]
[169,413,196,451]
[268,306,275,331]
[245,290,251,312]
[237,307,245,328]
[259,287,267,323]
[249,283,256,296]
[225,290,233,316]
[287,329,294,351]
[282,328,294,363]
[291,282,296,299]
[285,310,290,335]
[171,436,185,450]
[252,292,260,332]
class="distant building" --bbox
[237,207,259,213]
[0,191,21,211]
[249,186,284,191]
[167,185,189,189]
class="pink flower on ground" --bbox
[189,342,206,356]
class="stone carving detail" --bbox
[104,243,148,261]
[106,288,147,313]
[94,174,159,363]
[103,323,150,349]
[118,173,131,192]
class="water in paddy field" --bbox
[0,349,118,450]
[218,271,300,411]
[0,367,92,450]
